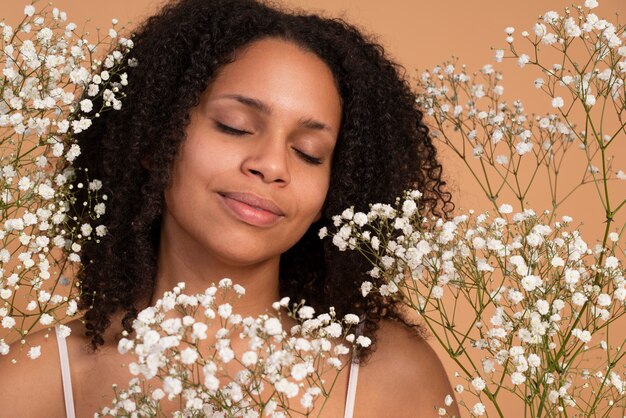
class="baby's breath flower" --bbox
[511,372,526,385]
[605,256,619,269]
[518,54,530,67]
[241,351,258,367]
[498,204,513,214]
[472,402,486,416]
[117,338,134,354]
[180,347,199,365]
[482,359,495,374]
[471,377,486,392]
[551,97,564,108]
[572,328,592,343]
[24,5,35,17]
[217,303,232,319]
[1,316,16,329]
[298,306,315,319]
[515,141,533,156]
[343,313,360,325]
[79,99,93,113]
[353,212,368,226]
[264,317,282,336]
[597,293,611,307]
[26,346,41,361]
[431,285,444,299]
[163,376,183,398]
[360,281,373,297]
[356,335,371,347]
[39,313,54,325]
[324,322,342,338]
[495,155,508,165]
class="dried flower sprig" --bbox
[325,1,626,416]
[0,3,132,356]
[416,1,626,227]
[97,279,367,417]
[326,190,626,417]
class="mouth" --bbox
[218,192,285,227]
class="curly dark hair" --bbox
[71,0,453,361]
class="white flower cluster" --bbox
[415,57,593,210]
[398,1,626,416]
[528,8,625,107]
[0,4,132,355]
[326,189,626,416]
[97,280,364,417]
[416,2,626,240]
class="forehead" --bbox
[201,38,342,129]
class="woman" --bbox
[0,0,459,416]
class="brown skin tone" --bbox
[150,37,341,318]
[0,39,461,417]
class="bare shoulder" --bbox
[0,325,69,418]
[357,319,461,417]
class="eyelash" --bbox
[215,122,323,165]
[294,149,322,165]
[215,122,249,136]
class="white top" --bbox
[55,324,76,418]
[55,322,363,417]
[343,348,361,418]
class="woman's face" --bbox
[162,38,342,268]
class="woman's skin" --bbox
[151,37,341,318]
[0,39,461,418]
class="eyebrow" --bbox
[217,94,334,133]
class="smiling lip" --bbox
[218,192,285,227]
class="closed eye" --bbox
[293,148,322,165]
[215,121,322,165]
[215,122,251,136]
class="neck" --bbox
[149,220,282,320]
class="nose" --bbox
[241,134,291,185]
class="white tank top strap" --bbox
[343,358,360,418]
[343,317,366,418]
[55,324,76,418]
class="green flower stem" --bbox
[419,306,506,418]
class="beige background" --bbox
[4,0,626,416]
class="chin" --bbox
[210,243,282,267]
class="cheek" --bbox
[297,169,331,218]
[172,138,235,191]
[166,155,203,200]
